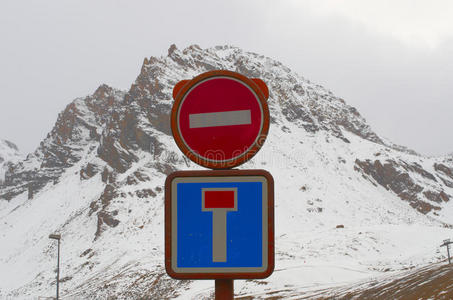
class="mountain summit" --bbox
[0,45,452,298]
[0,139,22,185]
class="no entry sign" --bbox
[171,70,270,169]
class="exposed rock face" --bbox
[434,163,453,188]
[0,139,22,185]
[90,183,120,239]
[80,163,100,180]
[354,159,451,214]
[0,85,125,199]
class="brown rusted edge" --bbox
[170,70,270,170]
[164,169,275,279]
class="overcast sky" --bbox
[1,0,452,156]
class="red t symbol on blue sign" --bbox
[202,188,238,262]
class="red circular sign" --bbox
[171,70,269,169]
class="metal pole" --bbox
[447,243,451,265]
[56,238,60,300]
[215,279,233,300]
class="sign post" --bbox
[166,70,273,299]
[216,279,234,300]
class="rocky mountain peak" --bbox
[0,139,22,184]
[136,44,385,145]
[167,43,178,56]
[1,44,452,212]
[93,84,115,99]
[0,85,125,200]
[0,139,19,153]
[93,44,453,220]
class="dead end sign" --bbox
[171,70,270,169]
[165,169,274,279]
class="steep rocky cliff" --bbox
[0,139,22,185]
[0,85,125,200]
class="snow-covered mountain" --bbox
[0,139,22,185]
[1,45,452,299]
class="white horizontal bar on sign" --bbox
[189,110,251,128]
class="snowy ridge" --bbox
[0,140,22,184]
[0,85,125,200]
[0,45,453,298]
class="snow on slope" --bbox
[0,140,22,184]
[1,45,453,299]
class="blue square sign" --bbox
[165,169,274,279]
